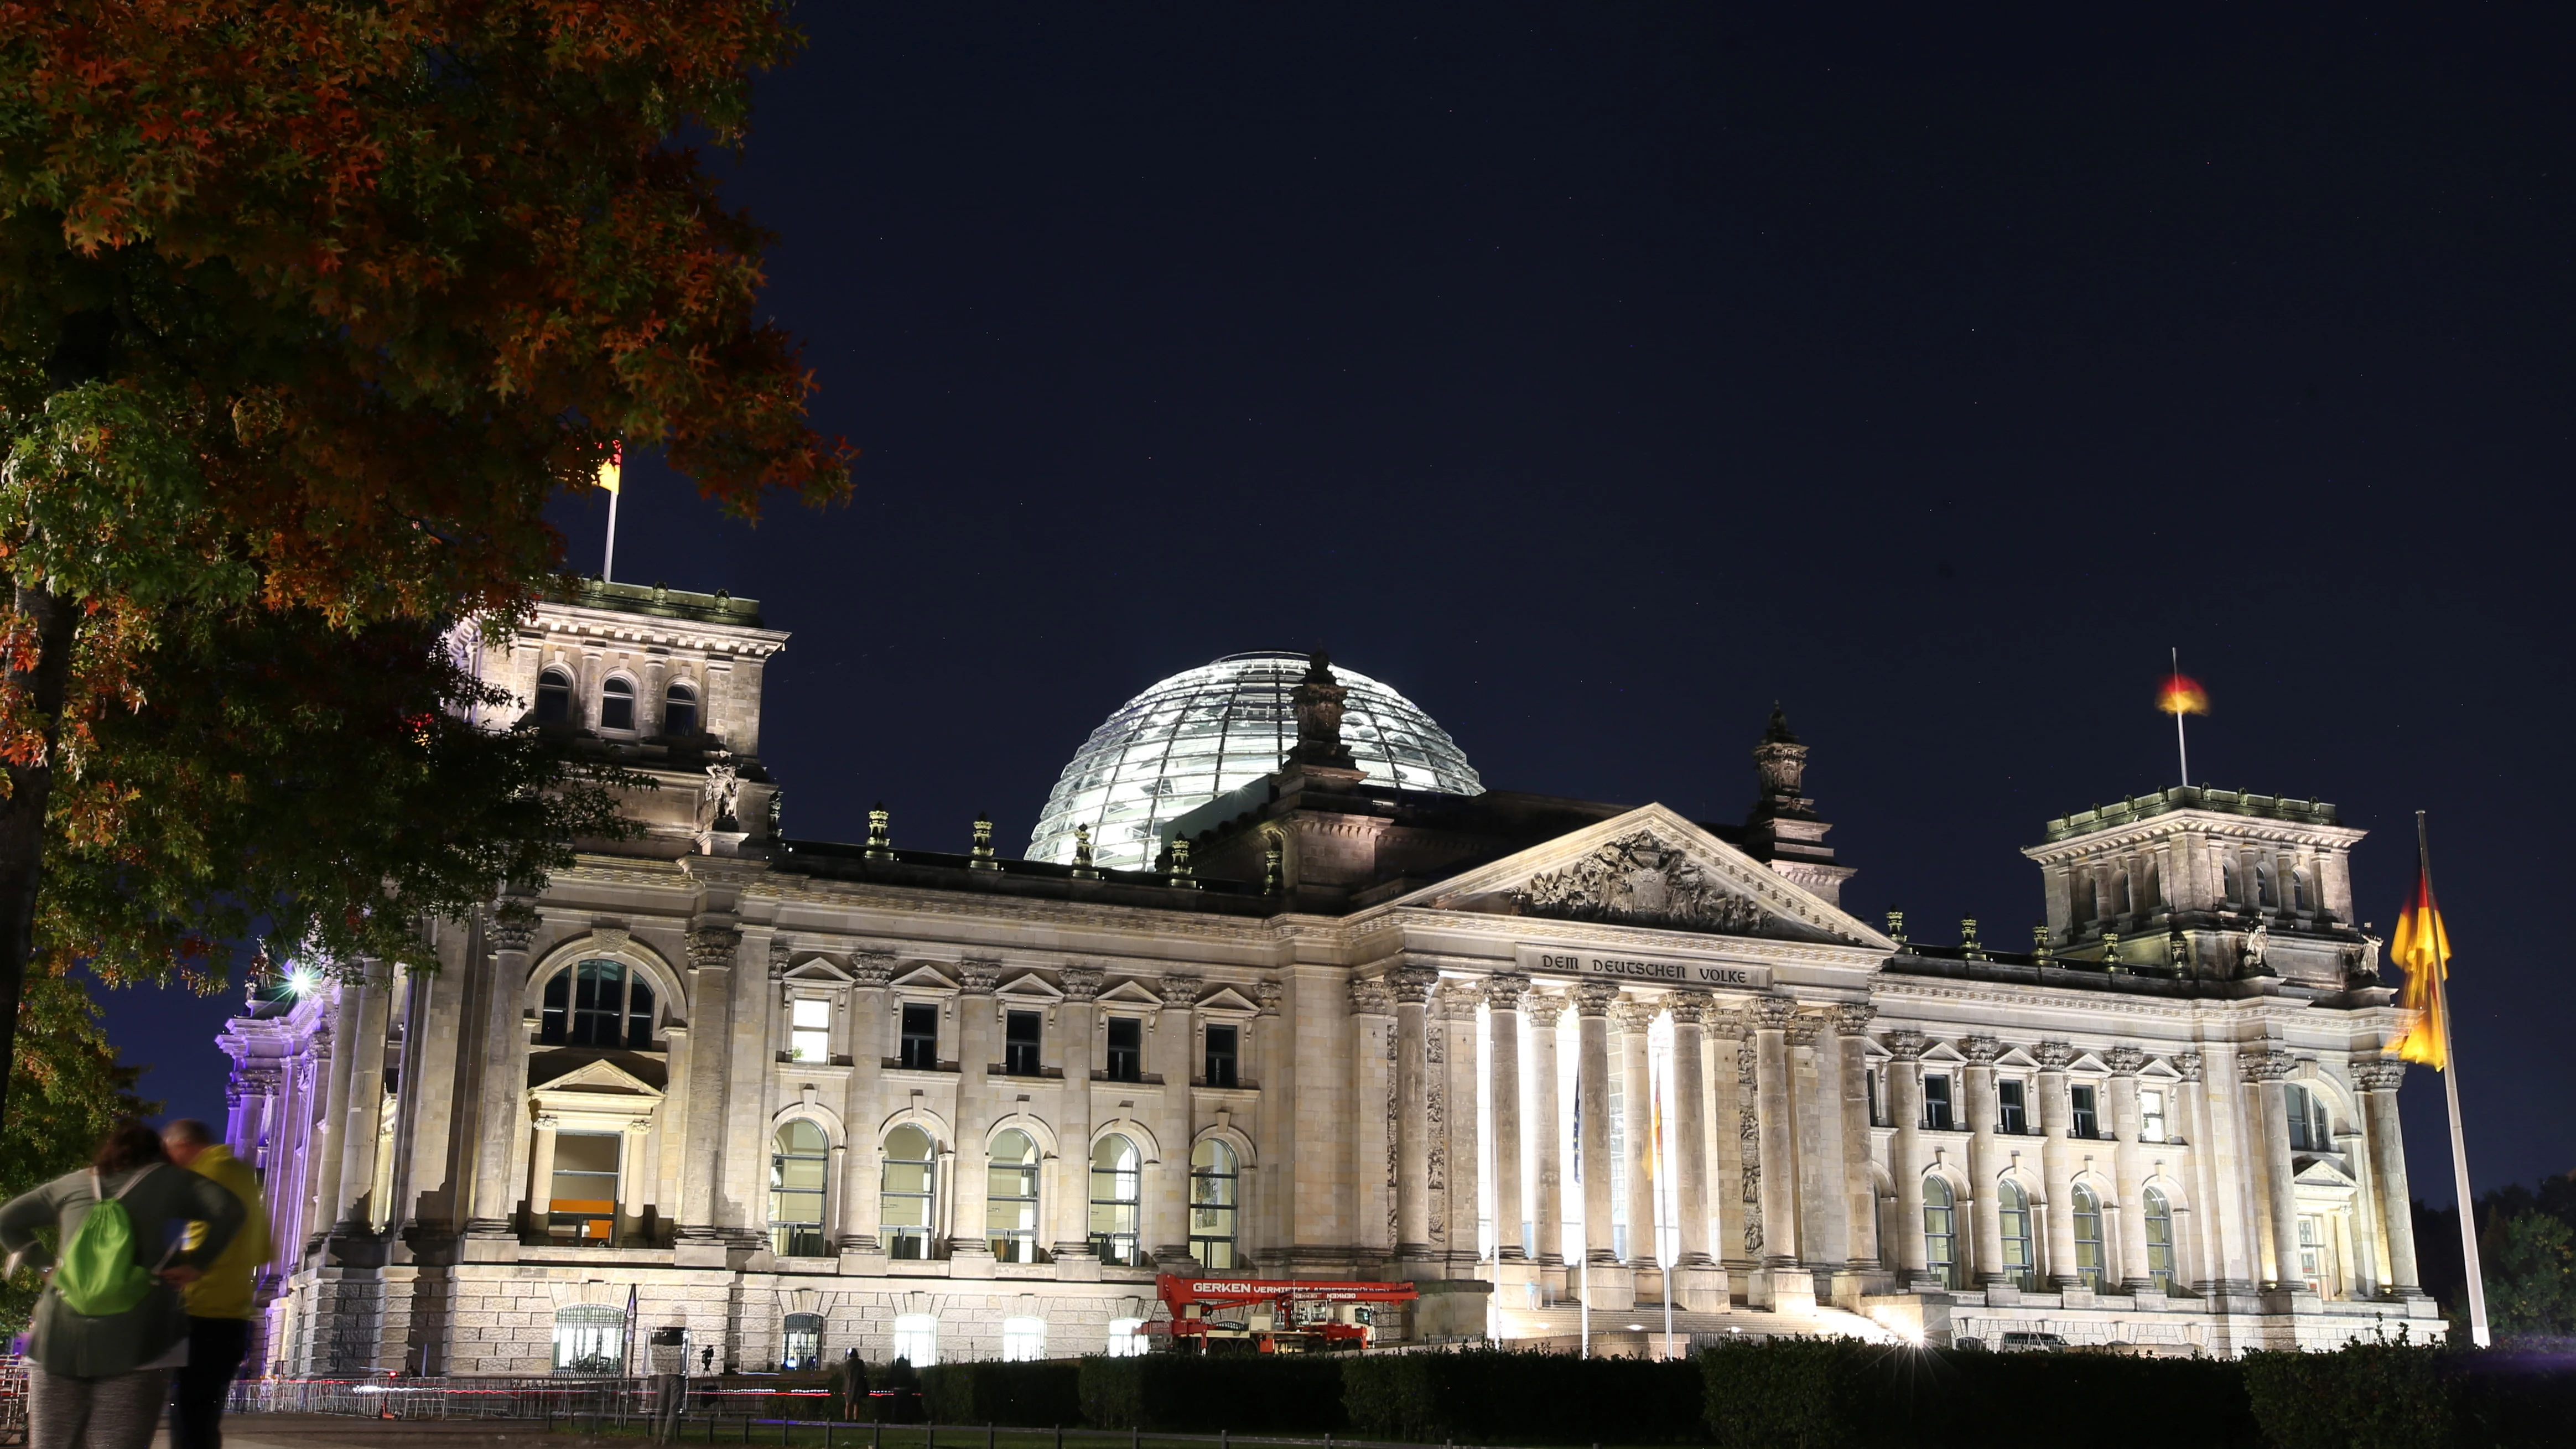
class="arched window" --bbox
[2291,866,2313,913]
[1001,1316,1047,1362]
[1922,1176,1960,1290]
[1190,1139,1239,1268]
[1997,1179,2037,1291]
[539,959,656,1048]
[1089,1134,1142,1266]
[2285,1084,2333,1152]
[2143,1187,2178,1291]
[890,1313,937,1368]
[2071,1184,2107,1290]
[553,1305,625,1374]
[986,1130,1040,1263]
[770,1121,829,1258]
[881,1125,936,1260]
[600,675,636,731]
[663,681,699,739]
[2255,859,2277,909]
[780,1312,823,1372]
[2221,855,2240,902]
[535,667,575,725]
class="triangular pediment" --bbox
[1382,804,1892,948]
[1097,979,1164,1008]
[528,1056,665,1098]
[1196,986,1260,1016]
[1995,1048,2043,1069]
[891,964,959,992]
[783,955,855,985]
[2293,1157,2362,1190]
[996,972,1064,1001]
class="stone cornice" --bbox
[2024,807,2365,864]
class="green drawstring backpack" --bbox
[54,1168,164,1317]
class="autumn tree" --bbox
[0,1,850,1119]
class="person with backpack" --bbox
[0,1122,245,1449]
[161,1119,269,1449]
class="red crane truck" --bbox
[1143,1274,1421,1354]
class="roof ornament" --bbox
[1289,649,1357,771]
[864,802,892,860]
[1167,835,1200,889]
[969,812,1000,870]
[1071,823,1100,880]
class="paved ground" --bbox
[148,1415,618,1448]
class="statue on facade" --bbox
[2239,919,2272,975]
[1288,651,1357,770]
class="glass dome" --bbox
[1029,652,1482,872]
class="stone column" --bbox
[2106,1047,2154,1291]
[1833,1005,1880,1273]
[1749,997,1802,1279]
[676,926,737,1260]
[619,1119,653,1244]
[1963,1036,2007,1286]
[2355,1059,2421,1296]
[949,960,1002,1261]
[527,1116,561,1222]
[1616,999,1659,1270]
[1486,976,1530,1262]
[1390,965,1439,1264]
[838,954,892,1254]
[303,980,360,1253]
[1348,977,1396,1263]
[333,963,394,1232]
[1439,981,1486,1270]
[1886,1030,1929,1281]
[1050,966,1103,1261]
[1666,993,1713,1268]
[1791,1012,1842,1268]
[1150,973,1202,1265]
[2242,1050,2306,1291]
[2035,1040,2080,1289]
[1572,981,1621,1266]
[1525,991,1568,1274]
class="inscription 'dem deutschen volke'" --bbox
[1514,943,1771,990]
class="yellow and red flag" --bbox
[2158,672,2209,716]
[2390,869,2451,1068]
[596,441,622,494]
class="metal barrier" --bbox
[225,1375,838,1422]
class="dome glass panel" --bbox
[1029,652,1481,872]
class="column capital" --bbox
[2105,1045,2149,1077]
[2352,1058,2407,1092]
[1961,1035,2006,1065]
[533,1114,561,1131]
[1254,978,1284,1016]
[1349,976,1394,1016]
[1786,1013,1827,1046]
[624,1118,654,1136]
[1434,980,1486,1020]
[687,927,739,972]
[1057,964,1103,1001]
[768,937,793,977]
[1482,973,1533,1011]
[1748,995,1798,1032]
[1155,971,1203,1007]
[2173,1051,2204,1083]
[1571,980,1621,1017]
[1386,965,1440,1005]
[1521,990,1569,1027]
[1610,998,1658,1034]
[959,959,1003,995]
[2238,1048,2297,1083]
[487,903,539,955]
[1883,1028,1929,1061]
[1831,1002,1876,1036]
[848,951,896,987]
[1664,989,1712,1025]
[2032,1038,2076,1071]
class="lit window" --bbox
[1104,1318,1146,1357]
[2285,1084,2332,1152]
[1922,1176,1961,1290]
[2071,1083,2101,1140]
[539,959,655,1050]
[1923,1073,1955,1130]
[881,1125,936,1260]
[1997,1178,2037,1291]
[600,676,636,731]
[781,1312,823,1372]
[2296,1214,2333,1296]
[2143,1187,2177,1291]
[535,668,574,725]
[1998,1079,2028,1134]
[791,998,831,1064]
[1105,1017,1142,1082]
[1001,1316,1047,1362]
[890,1313,937,1367]
[546,1132,621,1245]
[663,682,699,739]
[1189,1139,1238,1268]
[768,1120,829,1258]
[1004,1011,1041,1076]
[1089,1134,1142,1265]
[2072,1184,2106,1290]
[554,1305,625,1374]
[986,1130,1040,1263]
[899,1004,939,1071]
[1204,1024,1239,1088]
[2140,1089,2168,1144]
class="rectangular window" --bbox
[1998,1079,2029,1134]
[1004,1010,1042,1076]
[1104,1016,1143,1082]
[2139,1089,2168,1143]
[2071,1083,2101,1139]
[899,1003,939,1070]
[1204,1024,1239,1088]
[547,1131,622,1245]
[2297,1215,2329,1296]
[1866,1069,1881,1127]
[1923,1073,1954,1131]
[790,998,831,1064]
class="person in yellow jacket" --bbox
[160,1120,270,1449]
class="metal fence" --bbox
[225,1374,839,1423]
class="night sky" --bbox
[105,8,2571,1203]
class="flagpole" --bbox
[2421,810,2489,1347]
[2171,647,2190,786]
[602,483,620,585]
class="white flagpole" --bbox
[602,484,620,584]
[2171,647,2190,787]
[2421,811,2489,1346]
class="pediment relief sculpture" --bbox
[1510,830,1770,937]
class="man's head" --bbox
[162,1118,216,1167]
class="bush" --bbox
[1344,1348,1702,1444]
[1700,1338,1913,1449]
[922,1360,1084,1427]
[2243,1338,2576,1449]
[1077,1353,1348,1433]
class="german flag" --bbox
[2390,870,2450,1068]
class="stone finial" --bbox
[1348,977,1393,1016]
[1058,964,1104,1001]
[688,928,739,972]
[2167,930,2191,970]
[969,813,1000,870]
[1664,989,1711,1025]
[1261,839,1283,896]
[1884,1029,1929,1061]
[1961,1035,2006,1065]
[1155,973,1202,1008]
[2102,930,2123,968]
[850,952,896,988]
[1752,703,1810,804]
[959,959,1001,995]
[1254,979,1283,1016]
[1521,991,1570,1027]
[1166,836,1196,884]
[1831,1003,1876,1037]
[2032,924,2053,964]
[1748,995,1799,1032]
[1960,917,1983,960]
[1571,980,1622,1017]
[1386,965,1440,1005]
[2173,1051,2204,1083]
[2237,1048,2296,1083]
[2105,1046,2149,1077]
[2032,1039,2076,1070]
[487,902,539,955]
[1483,974,1533,1011]
[865,803,892,860]
[1289,652,1357,770]
[2352,1058,2406,1092]
[1886,908,1907,948]
[1071,824,1099,879]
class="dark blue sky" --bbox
[105,6,2572,1202]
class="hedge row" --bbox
[1077,1353,1347,1432]
[2241,1341,2576,1449]
[921,1360,1082,1427]
[1342,1350,1701,1443]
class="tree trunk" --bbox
[0,582,80,1128]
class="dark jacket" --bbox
[0,1164,246,1376]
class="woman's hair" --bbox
[92,1121,169,1175]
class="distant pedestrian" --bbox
[162,1119,270,1449]
[0,1122,244,1449]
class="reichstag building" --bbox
[220,580,2437,1375]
